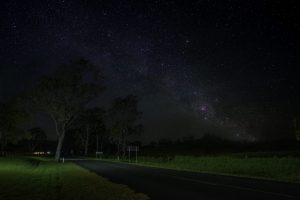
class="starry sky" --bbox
[0,0,299,142]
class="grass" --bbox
[98,154,300,183]
[0,157,149,200]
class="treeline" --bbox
[142,134,300,157]
[0,59,142,161]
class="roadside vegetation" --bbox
[0,157,148,200]
[98,153,300,183]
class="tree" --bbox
[27,127,47,152]
[89,108,106,153]
[29,59,102,161]
[0,102,30,155]
[73,107,106,155]
[293,117,300,141]
[107,95,142,159]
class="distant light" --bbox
[33,152,45,155]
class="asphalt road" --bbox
[74,160,300,200]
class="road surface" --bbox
[74,159,300,200]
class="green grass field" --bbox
[100,154,300,183]
[0,157,148,200]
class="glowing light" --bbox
[33,152,45,155]
[33,151,51,155]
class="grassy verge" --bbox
[0,157,148,200]
[97,155,300,183]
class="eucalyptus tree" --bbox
[107,95,142,159]
[73,107,106,155]
[27,127,47,152]
[29,59,103,161]
[0,102,30,155]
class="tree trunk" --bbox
[84,126,89,156]
[51,115,67,162]
[100,138,103,152]
[29,141,38,153]
[96,135,99,152]
[122,138,126,158]
[121,128,127,158]
[0,141,5,156]
[55,133,65,162]
[117,138,121,160]
[0,132,3,156]
[0,132,7,156]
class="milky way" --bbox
[1,0,299,141]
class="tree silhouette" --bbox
[72,107,106,155]
[107,95,142,159]
[0,102,29,155]
[27,127,47,152]
[29,59,103,161]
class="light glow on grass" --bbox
[0,157,148,200]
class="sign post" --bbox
[127,146,139,163]
[135,147,138,163]
[128,150,131,162]
[96,151,103,158]
[294,118,300,141]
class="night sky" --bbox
[0,0,299,142]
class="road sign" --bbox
[127,146,139,162]
[127,146,139,151]
[96,151,103,158]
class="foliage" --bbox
[29,58,103,161]
[30,59,101,126]
[27,127,47,152]
[0,102,30,153]
[107,95,142,158]
[71,107,106,154]
[76,107,106,136]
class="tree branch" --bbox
[50,113,60,137]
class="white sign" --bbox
[127,146,139,162]
[127,146,139,151]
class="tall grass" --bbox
[105,155,300,182]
